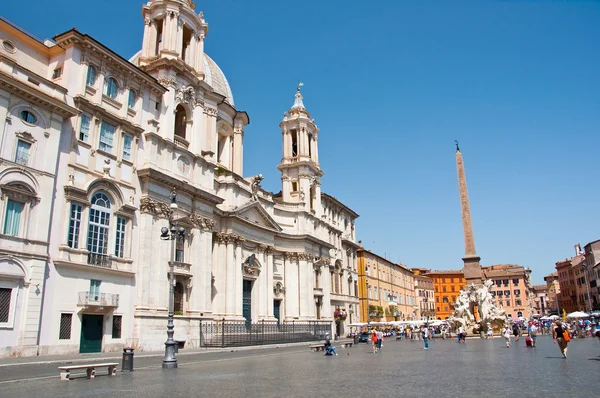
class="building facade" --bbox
[483,264,533,319]
[0,0,360,356]
[583,240,600,311]
[414,275,435,320]
[0,18,78,356]
[357,245,416,323]
[544,272,560,314]
[423,270,465,320]
[531,285,549,316]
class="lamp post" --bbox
[162,188,186,369]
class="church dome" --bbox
[203,53,234,106]
[128,50,234,106]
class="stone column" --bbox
[234,236,244,317]
[204,105,217,162]
[225,234,235,316]
[142,18,152,58]
[212,233,227,315]
[257,244,268,318]
[322,261,332,319]
[194,32,205,74]
[266,247,275,318]
[284,253,299,320]
[188,225,203,314]
[298,254,309,318]
[232,126,243,175]
[313,135,319,164]
[175,19,183,58]
[306,257,315,319]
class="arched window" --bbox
[87,192,112,266]
[86,65,96,86]
[128,90,136,109]
[174,104,186,139]
[105,77,118,99]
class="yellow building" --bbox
[357,245,416,323]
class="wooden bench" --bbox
[309,344,325,352]
[58,362,119,381]
[338,340,354,348]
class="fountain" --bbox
[449,280,507,337]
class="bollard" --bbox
[122,347,134,372]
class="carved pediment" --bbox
[230,201,282,232]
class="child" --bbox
[503,326,511,348]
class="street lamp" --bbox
[161,188,186,369]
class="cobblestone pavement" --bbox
[1,335,598,397]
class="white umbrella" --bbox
[567,311,589,319]
[548,315,560,320]
[540,316,551,320]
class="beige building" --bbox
[414,275,435,320]
[531,285,549,316]
[544,272,560,314]
[357,245,416,323]
[483,264,533,319]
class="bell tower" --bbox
[139,0,208,76]
[277,86,324,215]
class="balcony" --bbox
[313,287,324,297]
[78,292,119,307]
[87,253,112,268]
[170,261,192,276]
[174,135,189,149]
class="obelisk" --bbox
[455,141,483,285]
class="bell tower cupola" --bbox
[140,0,208,77]
[277,85,324,215]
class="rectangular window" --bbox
[503,279,509,286]
[99,121,116,153]
[59,313,72,340]
[497,291,503,296]
[3,200,24,236]
[67,203,83,248]
[123,134,132,161]
[15,140,31,166]
[496,280,501,287]
[79,114,91,142]
[175,235,185,262]
[514,289,520,296]
[52,67,62,79]
[112,315,122,338]
[504,290,510,296]
[516,299,522,306]
[115,217,126,258]
[0,288,12,323]
[90,280,101,300]
[512,279,519,285]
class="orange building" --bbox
[423,270,466,320]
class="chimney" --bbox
[575,243,582,256]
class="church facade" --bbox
[0,0,359,356]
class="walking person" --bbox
[423,325,430,350]
[529,323,538,347]
[371,329,379,353]
[553,321,570,358]
[503,325,511,348]
[512,322,521,342]
[377,329,384,352]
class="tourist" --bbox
[457,325,464,343]
[371,329,379,353]
[553,321,569,358]
[377,329,384,351]
[503,326,511,348]
[512,322,521,342]
[324,333,337,356]
[423,325,429,349]
[529,323,538,347]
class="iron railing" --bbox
[199,319,331,348]
[88,253,112,268]
[78,292,120,307]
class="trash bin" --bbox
[353,334,359,345]
[122,348,134,372]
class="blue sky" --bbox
[3,0,599,283]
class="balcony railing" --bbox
[78,292,119,307]
[170,261,192,275]
[88,253,112,268]
[174,135,190,149]
[313,287,324,296]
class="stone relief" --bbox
[274,282,285,297]
[242,254,261,278]
[189,212,216,231]
[139,197,171,218]
[175,86,195,106]
[449,280,507,335]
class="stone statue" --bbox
[449,279,506,336]
[251,174,263,201]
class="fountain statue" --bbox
[449,280,507,337]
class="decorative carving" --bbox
[102,159,111,178]
[189,212,216,231]
[274,282,285,297]
[139,197,171,217]
[283,252,292,261]
[176,86,196,105]
[233,125,244,135]
[195,98,205,109]
[266,246,274,255]
[204,106,217,117]
[157,77,177,88]
[235,235,246,245]
[243,254,261,278]
[298,253,310,261]
[145,18,152,26]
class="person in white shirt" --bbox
[529,323,538,347]
[423,325,430,349]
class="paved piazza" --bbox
[1,336,598,397]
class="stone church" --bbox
[0,0,359,356]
